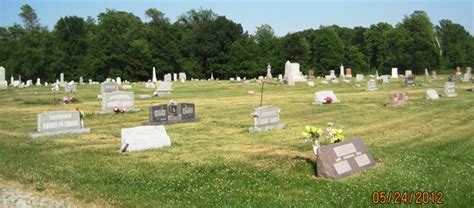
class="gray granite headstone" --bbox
[29,111,90,139]
[64,84,76,93]
[101,82,118,94]
[405,75,415,87]
[155,82,173,97]
[444,82,457,97]
[317,138,375,179]
[366,79,377,91]
[121,125,171,152]
[249,106,284,133]
[100,91,136,113]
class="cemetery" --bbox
[0,2,473,207]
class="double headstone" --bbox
[316,138,375,179]
[387,92,408,107]
[147,103,196,125]
[249,106,284,133]
[29,111,90,139]
[313,91,341,105]
[444,82,457,97]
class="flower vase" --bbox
[312,140,320,156]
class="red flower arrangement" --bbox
[323,96,333,104]
[113,107,125,113]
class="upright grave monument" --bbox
[426,89,440,100]
[386,92,409,107]
[444,82,457,97]
[155,81,173,97]
[391,68,399,79]
[99,91,139,114]
[366,79,378,91]
[29,111,90,139]
[146,101,196,125]
[0,66,7,90]
[249,106,284,133]
[283,61,306,86]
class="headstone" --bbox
[89,79,93,84]
[404,74,415,87]
[462,67,472,82]
[13,81,20,87]
[164,74,172,83]
[101,82,118,94]
[249,106,284,133]
[79,77,83,85]
[144,82,156,89]
[366,79,377,91]
[10,76,14,86]
[339,64,345,78]
[100,91,137,114]
[283,60,306,85]
[173,73,178,82]
[426,89,440,100]
[444,82,457,97]
[0,66,7,90]
[121,84,132,90]
[139,95,152,99]
[432,71,437,79]
[155,81,173,97]
[266,64,273,79]
[345,68,352,78]
[424,68,429,79]
[387,92,409,107]
[26,80,33,87]
[316,138,375,179]
[329,70,337,80]
[382,75,390,84]
[355,74,364,82]
[179,72,187,82]
[236,77,241,82]
[152,67,158,83]
[455,66,462,75]
[405,70,412,77]
[28,111,90,139]
[147,103,196,125]
[64,84,77,93]
[210,72,214,80]
[307,81,315,87]
[308,69,315,78]
[313,91,341,105]
[60,73,65,87]
[116,77,122,84]
[120,125,171,152]
[230,78,235,81]
[278,74,283,80]
[258,76,264,80]
[391,68,399,79]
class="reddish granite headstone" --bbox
[316,138,375,179]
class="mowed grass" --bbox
[0,76,473,207]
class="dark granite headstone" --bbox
[317,138,375,179]
[147,103,196,125]
[404,75,415,87]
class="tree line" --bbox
[0,4,473,82]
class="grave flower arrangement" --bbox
[113,107,125,113]
[302,123,345,156]
[323,96,333,104]
[63,96,74,104]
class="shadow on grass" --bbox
[293,156,317,177]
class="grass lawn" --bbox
[0,76,473,207]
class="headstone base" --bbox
[445,93,458,98]
[96,108,141,115]
[155,91,172,97]
[365,88,378,92]
[144,118,197,126]
[248,123,284,133]
[29,128,90,139]
[313,100,341,105]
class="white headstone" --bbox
[426,89,440,100]
[236,77,241,82]
[152,67,157,83]
[307,81,315,87]
[173,73,178,82]
[36,78,41,86]
[60,73,65,87]
[313,91,341,105]
[0,66,7,89]
[266,64,273,79]
[444,82,457,97]
[179,72,187,82]
[382,75,390,84]
[79,77,83,85]
[340,64,345,78]
[355,74,364,82]
[366,79,377,91]
[155,81,173,97]
[329,70,337,79]
[283,60,306,85]
[391,68,399,79]
[10,76,14,86]
[164,74,172,83]
[116,77,122,84]
[121,125,171,152]
[405,70,412,77]
[278,74,283,80]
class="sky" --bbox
[0,0,473,36]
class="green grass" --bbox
[0,77,473,207]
